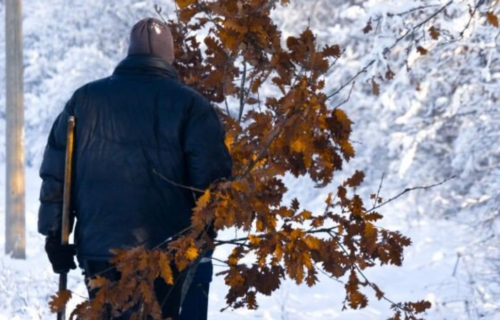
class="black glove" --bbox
[45,236,77,274]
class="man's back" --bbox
[38,55,232,259]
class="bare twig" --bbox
[317,266,344,284]
[325,48,345,77]
[391,1,453,49]
[367,176,456,213]
[327,61,375,100]
[238,61,248,122]
[372,173,385,210]
[154,4,170,23]
[333,81,356,110]
[153,169,205,194]
[394,4,442,17]
[452,253,461,277]
[211,256,230,266]
[459,3,481,38]
[222,61,231,116]
[326,1,453,101]
[50,286,89,301]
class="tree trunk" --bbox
[5,0,25,259]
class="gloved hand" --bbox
[45,236,77,274]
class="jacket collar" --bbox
[113,54,178,80]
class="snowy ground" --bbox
[0,163,487,320]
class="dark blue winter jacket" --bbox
[38,55,232,260]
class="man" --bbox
[38,17,232,319]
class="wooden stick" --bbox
[57,116,76,320]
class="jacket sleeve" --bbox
[37,96,75,236]
[182,94,233,192]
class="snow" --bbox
[1,0,500,319]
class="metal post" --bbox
[5,0,25,259]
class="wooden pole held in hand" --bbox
[58,116,76,320]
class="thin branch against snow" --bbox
[367,176,457,213]
[326,0,454,101]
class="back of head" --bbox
[128,18,175,64]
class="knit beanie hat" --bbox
[128,18,175,64]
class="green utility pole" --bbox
[5,0,25,259]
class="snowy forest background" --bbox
[0,0,499,319]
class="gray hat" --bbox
[128,18,175,64]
